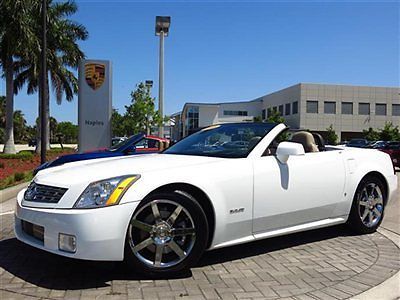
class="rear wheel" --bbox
[348,175,386,234]
[125,192,208,275]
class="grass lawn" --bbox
[0,148,75,190]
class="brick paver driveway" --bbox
[1,183,399,299]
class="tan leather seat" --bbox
[290,132,319,153]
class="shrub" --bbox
[0,152,34,160]
[14,172,25,182]
[0,162,4,168]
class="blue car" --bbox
[34,134,169,175]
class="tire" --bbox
[347,175,386,234]
[124,192,208,275]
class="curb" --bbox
[350,228,400,299]
[0,182,29,203]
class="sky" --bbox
[1,0,399,126]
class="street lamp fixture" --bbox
[155,16,171,36]
[145,80,153,89]
[155,16,170,138]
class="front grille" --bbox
[21,220,44,243]
[24,182,67,203]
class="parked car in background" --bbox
[367,141,388,149]
[346,138,369,148]
[28,139,36,147]
[378,142,400,168]
[112,137,127,147]
[33,134,169,175]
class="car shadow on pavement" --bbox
[0,224,358,290]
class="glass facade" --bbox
[186,106,199,135]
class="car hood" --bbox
[34,153,222,187]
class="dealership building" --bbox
[171,83,400,142]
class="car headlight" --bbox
[74,175,140,208]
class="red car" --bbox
[379,142,400,168]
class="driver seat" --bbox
[290,131,319,153]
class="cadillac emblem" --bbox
[85,63,105,90]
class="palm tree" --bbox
[14,0,88,152]
[0,0,35,153]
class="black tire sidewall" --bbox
[348,176,386,234]
[124,192,209,275]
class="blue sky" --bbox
[1,0,399,125]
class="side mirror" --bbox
[276,142,305,164]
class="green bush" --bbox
[14,172,25,181]
[0,151,34,160]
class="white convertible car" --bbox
[15,123,397,275]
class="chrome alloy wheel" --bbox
[358,183,384,228]
[128,200,196,268]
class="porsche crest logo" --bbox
[85,63,105,90]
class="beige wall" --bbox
[300,84,400,140]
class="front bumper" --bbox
[14,190,139,261]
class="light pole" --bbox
[40,0,48,164]
[155,16,170,138]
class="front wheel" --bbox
[124,192,208,275]
[347,175,386,234]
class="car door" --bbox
[252,149,346,234]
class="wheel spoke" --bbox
[151,202,161,221]
[168,240,186,259]
[368,211,374,224]
[154,245,164,267]
[132,237,153,253]
[361,209,369,221]
[373,207,382,218]
[171,227,195,237]
[167,205,183,226]
[131,219,153,232]
[359,199,368,207]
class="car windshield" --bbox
[109,134,142,151]
[164,123,276,158]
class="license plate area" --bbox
[21,220,44,243]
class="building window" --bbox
[278,105,284,116]
[262,109,266,120]
[342,102,353,115]
[359,103,370,115]
[273,106,277,113]
[186,106,199,132]
[375,103,387,116]
[285,103,291,115]
[292,101,298,114]
[324,101,336,114]
[393,104,400,116]
[223,110,248,116]
[306,101,318,113]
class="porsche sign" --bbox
[78,60,112,153]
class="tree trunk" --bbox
[35,89,41,154]
[3,56,16,154]
[35,75,50,153]
[45,76,50,150]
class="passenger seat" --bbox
[290,131,319,153]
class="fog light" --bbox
[58,233,76,253]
